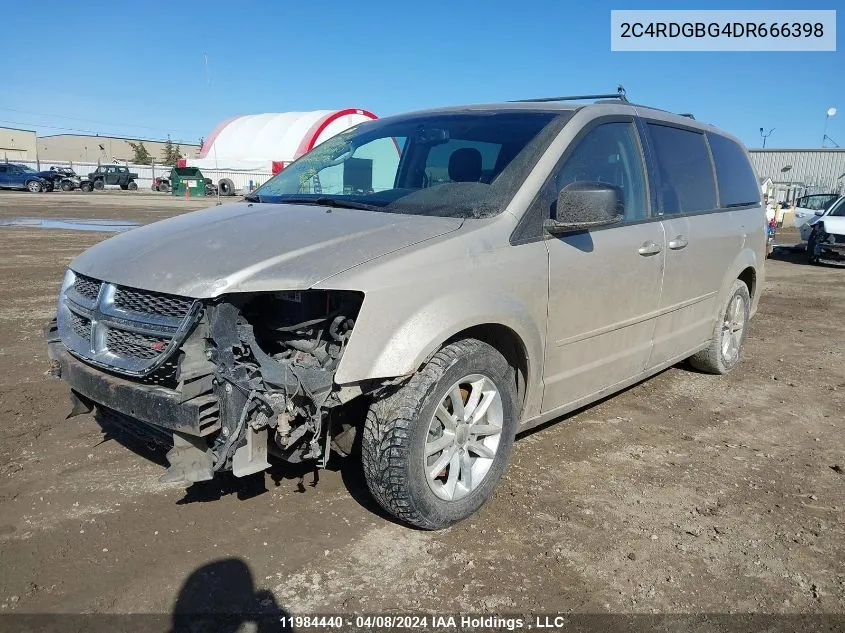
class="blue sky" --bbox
[1,0,842,149]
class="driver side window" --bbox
[553,122,648,222]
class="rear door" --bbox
[642,122,744,367]
[541,118,665,412]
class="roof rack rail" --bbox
[512,85,628,104]
[678,113,696,119]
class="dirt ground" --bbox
[0,191,842,625]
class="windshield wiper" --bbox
[280,197,384,212]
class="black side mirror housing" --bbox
[544,181,625,234]
[814,210,825,216]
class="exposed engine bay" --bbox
[50,287,372,485]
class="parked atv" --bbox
[47,167,84,192]
[152,176,171,193]
[86,165,139,191]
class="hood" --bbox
[69,202,463,297]
[820,216,845,235]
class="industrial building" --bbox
[748,148,845,201]
[37,134,200,163]
[0,127,37,160]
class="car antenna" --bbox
[511,85,628,103]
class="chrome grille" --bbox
[57,270,199,376]
[70,312,91,340]
[106,330,169,360]
[73,275,101,302]
[114,287,194,318]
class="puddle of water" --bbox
[0,217,139,232]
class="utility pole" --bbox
[759,127,774,148]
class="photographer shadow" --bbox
[169,558,292,633]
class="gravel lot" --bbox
[0,191,842,624]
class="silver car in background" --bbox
[47,94,766,529]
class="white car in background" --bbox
[805,196,845,264]
[794,193,841,236]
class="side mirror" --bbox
[544,181,624,234]
[814,210,824,216]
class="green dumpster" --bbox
[170,167,209,197]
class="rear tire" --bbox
[26,180,43,193]
[361,338,518,530]
[80,182,93,192]
[60,181,73,192]
[689,280,750,375]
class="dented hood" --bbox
[69,202,463,297]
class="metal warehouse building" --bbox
[38,134,200,163]
[749,149,845,200]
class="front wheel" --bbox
[807,234,819,265]
[93,179,104,190]
[127,181,138,191]
[60,181,73,192]
[80,182,93,192]
[362,338,518,530]
[689,280,750,374]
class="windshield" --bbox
[17,165,35,173]
[251,111,569,218]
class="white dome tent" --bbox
[187,109,378,174]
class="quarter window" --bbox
[647,124,716,214]
[552,121,648,221]
[707,133,759,207]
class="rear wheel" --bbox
[362,338,518,530]
[60,181,73,192]
[80,182,93,192]
[26,180,43,193]
[689,280,750,375]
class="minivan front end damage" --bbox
[47,270,370,484]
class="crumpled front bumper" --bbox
[46,321,218,437]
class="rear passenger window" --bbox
[707,133,759,207]
[647,124,716,214]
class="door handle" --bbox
[668,235,688,250]
[638,241,662,256]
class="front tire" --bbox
[689,280,750,374]
[93,179,104,190]
[362,339,518,530]
[60,181,73,192]
[807,234,819,265]
[127,181,138,191]
[80,182,93,192]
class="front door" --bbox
[542,120,664,412]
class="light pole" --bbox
[822,107,837,147]
[760,127,774,148]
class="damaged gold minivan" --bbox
[47,91,765,529]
